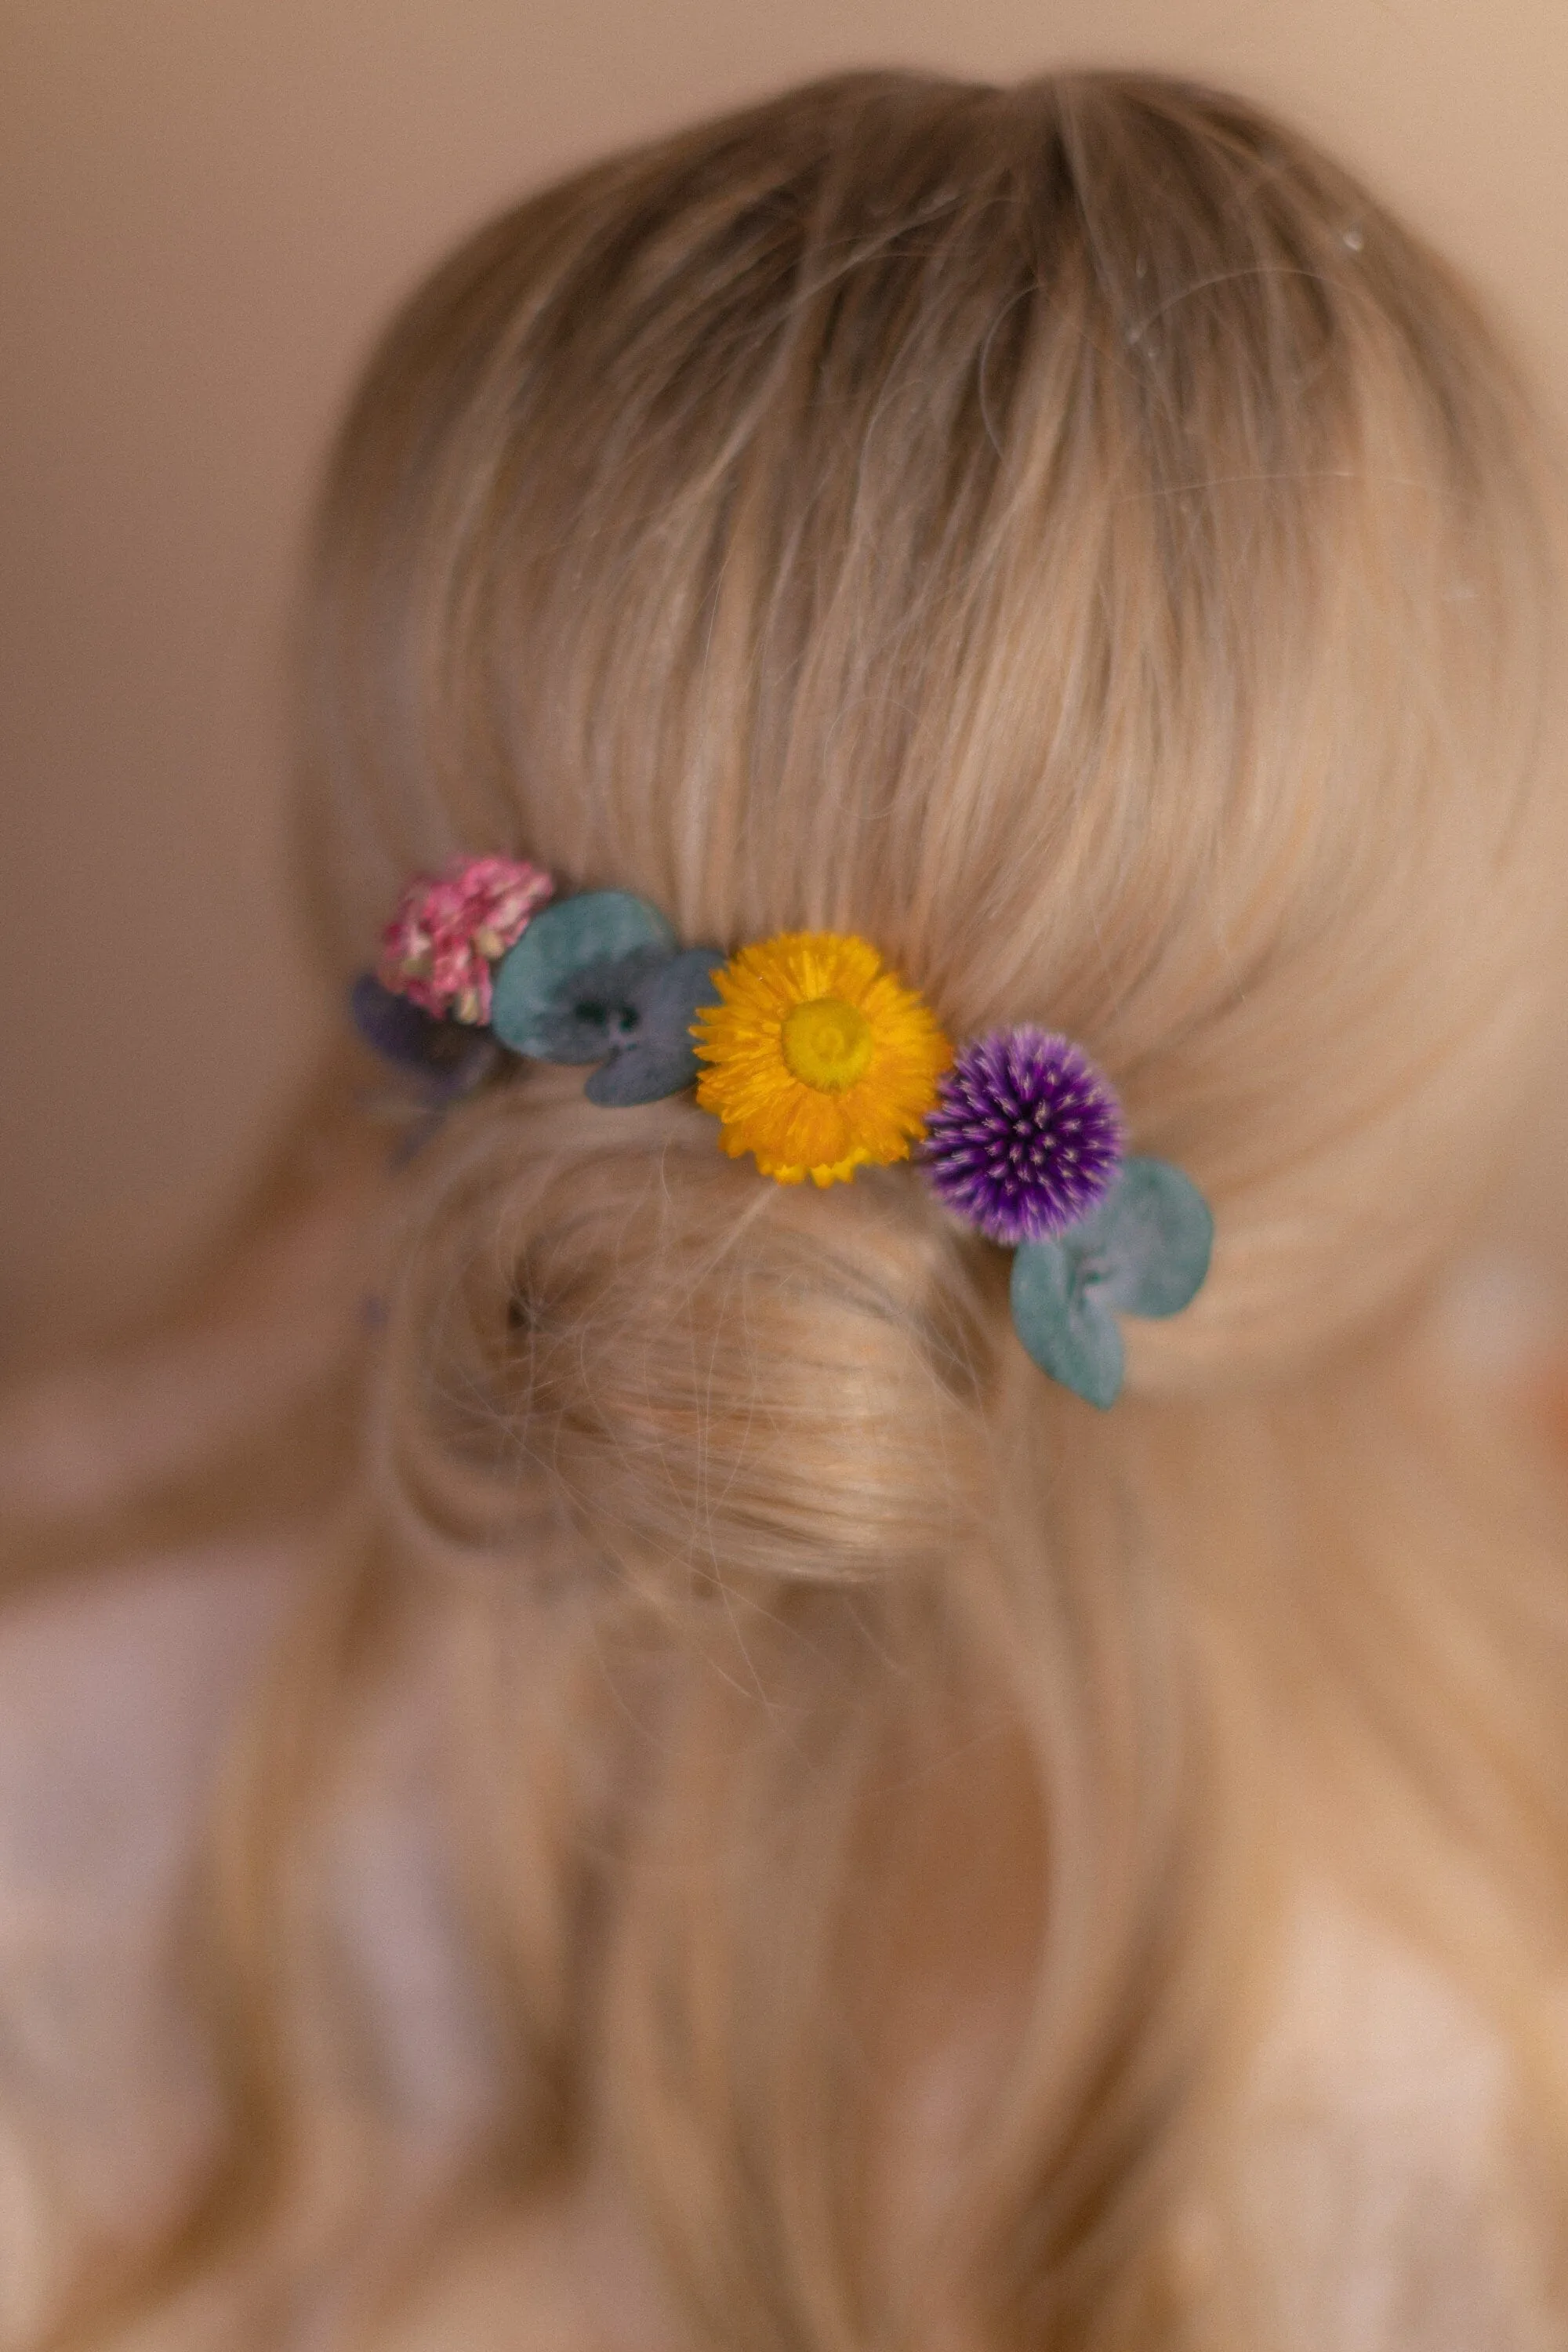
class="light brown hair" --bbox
[31,65,1568,2352]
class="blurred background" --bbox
[5,0,1568,1368]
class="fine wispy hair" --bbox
[18,65,1568,2352]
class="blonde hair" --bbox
[34,64,1568,2352]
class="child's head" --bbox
[272,71,1568,2347]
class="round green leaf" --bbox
[582,947,724,1105]
[1009,1240,1125,1410]
[1076,1157,1214,1318]
[490,892,676,1057]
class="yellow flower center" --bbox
[780,994,874,1092]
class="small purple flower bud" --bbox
[923,1026,1123,1244]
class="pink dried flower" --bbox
[377,855,554,1024]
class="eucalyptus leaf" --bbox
[1068,1157,1213,1317]
[527,946,670,1065]
[490,891,676,1057]
[1007,1157,1212,1406]
[1010,1240,1126,1409]
[583,947,725,1105]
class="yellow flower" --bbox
[692,932,953,1186]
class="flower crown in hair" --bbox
[353,856,1213,1408]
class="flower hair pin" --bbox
[352,856,1212,1407]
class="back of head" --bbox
[309,67,1564,1392]
[281,69,1568,2351]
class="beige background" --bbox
[5,0,1568,1363]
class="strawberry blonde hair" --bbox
[32,65,1568,2352]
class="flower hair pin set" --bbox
[353,856,1213,1408]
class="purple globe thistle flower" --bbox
[923,1026,1124,1245]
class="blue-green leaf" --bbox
[1069,1157,1213,1318]
[523,945,669,1066]
[490,892,676,1058]
[583,947,724,1105]
[1009,1240,1126,1409]
[1007,1159,1211,1406]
